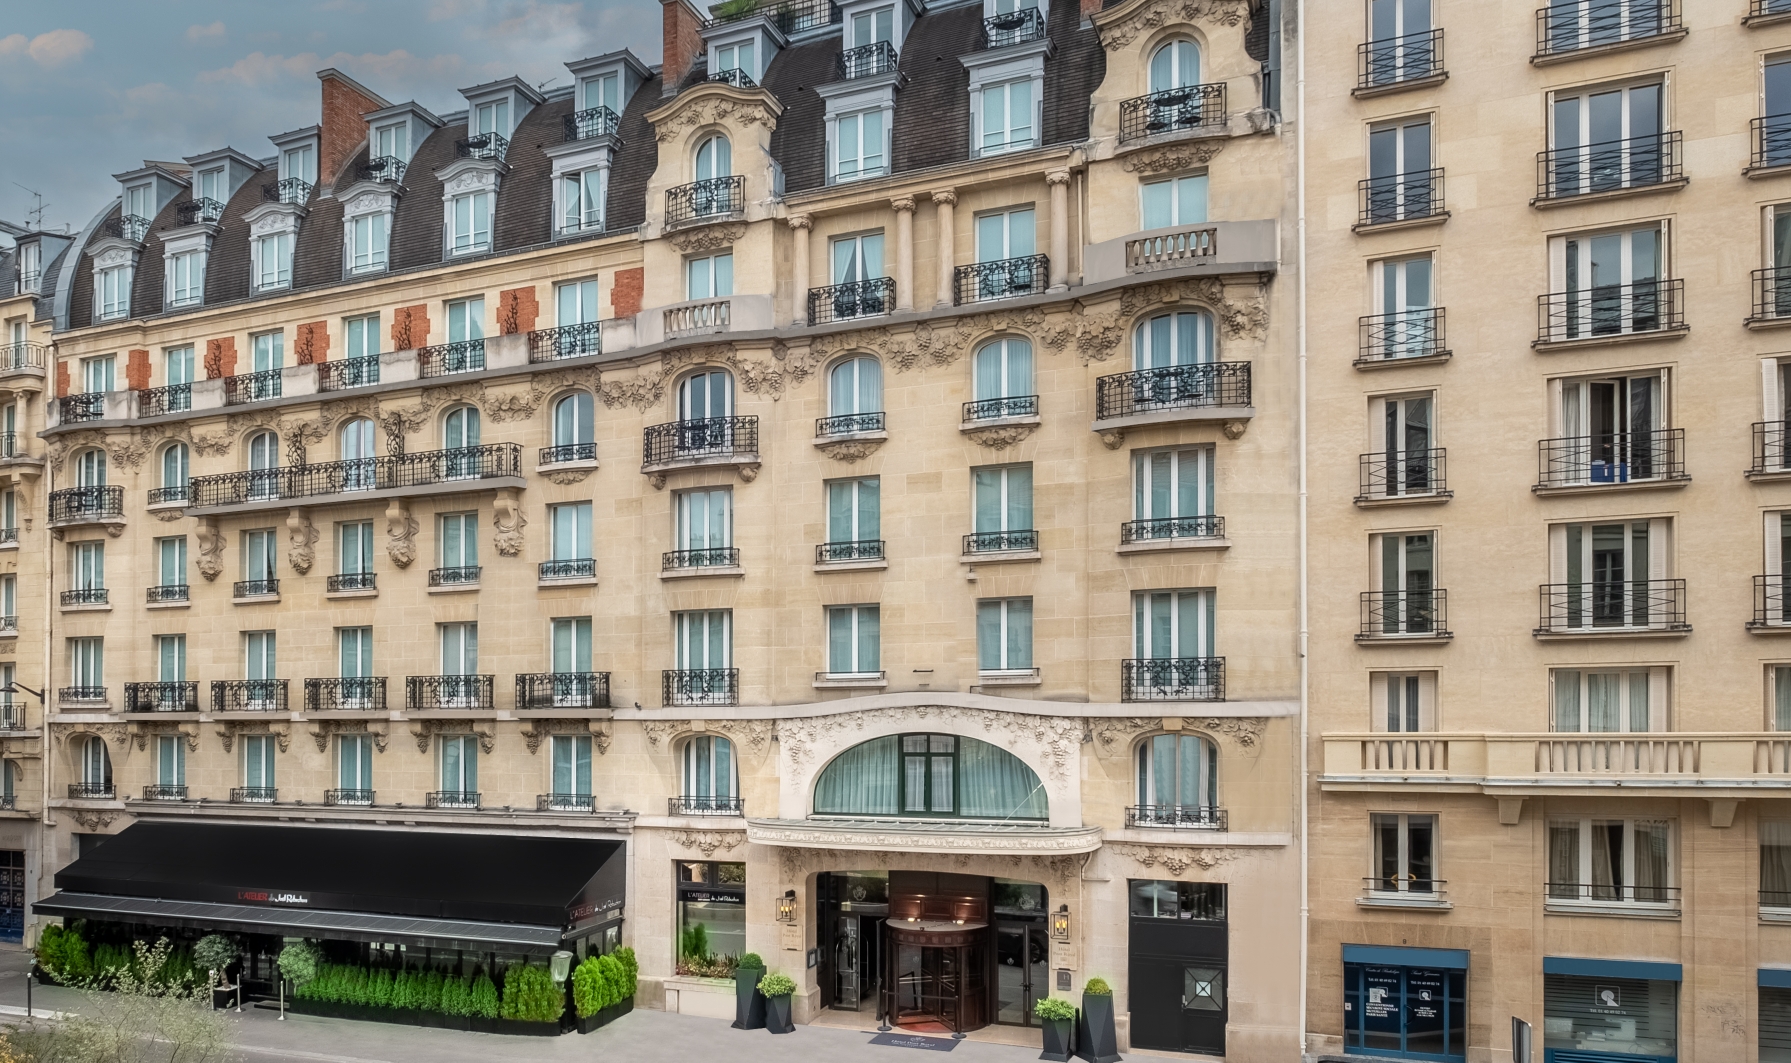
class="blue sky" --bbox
[0,0,661,231]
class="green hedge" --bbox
[296,963,514,1021]
[36,927,197,989]
[499,965,562,1023]
[572,947,638,1018]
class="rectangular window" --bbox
[72,541,104,591]
[97,266,133,320]
[439,512,479,569]
[440,734,480,793]
[168,251,206,306]
[373,122,409,161]
[338,734,373,793]
[1,490,14,533]
[550,502,593,560]
[827,478,880,543]
[197,168,224,202]
[551,617,592,673]
[1546,223,1667,340]
[450,193,493,254]
[156,634,185,683]
[1546,519,1672,630]
[281,144,315,185]
[581,72,621,111]
[1370,812,1437,893]
[980,78,1036,155]
[81,355,116,394]
[344,314,380,361]
[349,213,389,273]
[70,637,103,689]
[1550,370,1666,485]
[0,575,13,622]
[156,734,185,788]
[1365,116,1434,223]
[1547,817,1674,904]
[241,734,276,794]
[677,861,746,969]
[1140,174,1208,229]
[1370,530,1436,635]
[243,529,277,583]
[338,627,373,679]
[673,610,731,671]
[255,233,294,290]
[827,604,881,675]
[1132,589,1214,659]
[557,279,601,325]
[440,622,479,675]
[851,6,894,46]
[165,345,195,386]
[1132,446,1215,531]
[1764,820,1791,909]
[475,99,510,137]
[1550,668,1668,733]
[250,331,284,373]
[560,170,606,233]
[687,254,735,300]
[157,536,186,588]
[972,464,1033,533]
[552,734,594,799]
[976,208,1036,263]
[1773,666,1791,731]
[836,109,888,181]
[1544,974,1677,1061]
[1549,80,1664,196]
[245,631,276,680]
[1374,671,1437,732]
[446,298,485,342]
[1128,879,1226,920]
[976,597,1033,671]
[674,488,731,552]
[716,40,756,77]
[831,233,885,284]
[339,521,374,574]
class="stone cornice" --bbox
[747,818,1104,854]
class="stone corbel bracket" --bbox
[521,719,612,755]
[493,488,526,556]
[215,720,290,754]
[410,718,495,754]
[308,718,389,754]
[385,500,418,568]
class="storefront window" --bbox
[1543,968,1677,1062]
[1343,951,1467,1062]
[676,860,745,976]
[1129,879,1225,921]
[1765,972,1791,1063]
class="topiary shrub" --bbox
[1083,977,1112,995]
[1033,996,1077,1021]
[368,968,394,1008]
[420,969,445,1013]
[615,947,638,997]
[193,934,237,979]
[736,952,764,970]
[500,964,564,1023]
[277,940,324,988]
[440,974,471,1017]
[756,971,797,998]
[470,971,500,1019]
[37,924,93,983]
[572,956,608,1018]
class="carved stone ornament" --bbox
[1098,0,1253,51]
[777,706,1084,775]
[409,719,495,755]
[309,719,387,754]
[493,489,526,557]
[71,810,117,831]
[652,94,778,144]
[1098,429,1127,451]
[1093,717,1162,758]
[776,847,1083,889]
[92,247,135,271]
[132,723,199,752]
[286,508,318,574]
[215,721,290,755]
[642,720,692,749]
[152,508,185,523]
[1223,419,1249,440]
[249,211,298,237]
[1193,716,1267,749]
[963,423,1039,450]
[385,501,418,568]
[442,169,497,196]
[1119,140,1226,175]
[543,466,597,485]
[521,720,606,755]
[195,518,225,581]
[668,222,747,254]
[1107,843,1241,874]
[814,438,885,463]
[666,829,746,858]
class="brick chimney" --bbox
[317,68,391,186]
[661,0,708,95]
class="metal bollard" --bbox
[25,971,30,1018]
[279,977,285,1020]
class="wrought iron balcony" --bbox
[318,355,380,391]
[263,178,313,204]
[1535,0,1679,59]
[59,392,105,423]
[704,0,838,32]
[1755,422,1791,476]
[357,155,407,183]
[138,383,192,416]
[1357,169,1444,226]
[176,198,226,225]
[211,679,288,712]
[1120,515,1224,544]
[429,565,482,587]
[418,339,486,377]
[1537,430,1685,488]
[1546,882,1679,906]
[837,40,898,79]
[188,443,521,508]
[538,793,596,812]
[666,175,745,226]
[564,106,621,142]
[954,255,1048,305]
[1357,309,1447,365]
[224,368,283,405]
[1536,579,1689,635]
[1753,575,1791,630]
[1094,363,1252,421]
[60,687,107,705]
[124,682,199,713]
[1537,278,1683,343]
[1357,448,1448,502]
[540,442,598,466]
[707,67,757,89]
[234,579,279,598]
[808,278,894,325]
[540,557,597,580]
[0,529,16,545]
[305,677,387,712]
[817,412,884,437]
[981,7,1045,47]
[148,487,187,508]
[1357,29,1443,90]
[1358,589,1450,639]
[142,785,187,801]
[0,343,46,372]
[516,672,611,710]
[663,668,739,707]
[669,794,745,816]
[326,789,375,806]
[662,547,740,571]
[528,322,601,362]
[642,416,758,469]
[61,588,109,607]
[817,539,885,563]
[963,395,1038,422]
[426,790,481,809]
[1118,84,1227,143]
[1120,657,1225,702]
[0,616,16,634]
[1756,115,1791,172]
[104,215,151,242]
[406,675,495,711]
[456,133,508,161]
[49,486,124,523]
[1362,876,1447,901]
[326,572,376,592]
[1125,804,1227,830]
[231,787,278,804]
[963,530,1038,555]
[68,782,114,799]
[1755,267,1791,325]
[1537,131,1681,200]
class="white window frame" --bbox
[830,105,892,184]
[97,265,133,321]
[558,168,607,234]
[976,596,1033,673]
[1370,812,1438,895]
[347,212,389,274]
[1547,817,1676,907]
[448,191,493,256]
[826,604,881,677]
[1548,667,1669,733]
[167,249,206,308]
[253,232,294,291]
[1372,671,1438,732]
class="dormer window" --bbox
[16,242,39,294]
[97,265,133,321]
[834,107,889,182]
[196,168,225,203]
[849,6,894,46]
[348,214,388,273]
[123,184,151,223]
[373,123,409,164]
[449,191,493,255]
[254,232,294,291]
[980,79,1035,156]
[280,144,316,186]
[559,169,606,235]
[581,72,621,112]
[716,40,756,81]
[475,99,510,138]
[167,250,205,308]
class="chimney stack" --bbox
[661,0,708,95]
[317,68,392,186]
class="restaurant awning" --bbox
[34,822,625,954]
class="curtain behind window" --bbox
[957,736,1046,819]
[814,735,899,815]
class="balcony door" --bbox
[550,618,593,704]
[1551,82,1662,194]
[443,406,480,478]
[1133,311,1215,370]
[696,135,732,181]
[675,488,731,554]
[679,371,732,421]
[340,627,374,707]
[1377,394,1433,495]
[1552,225,1662,337]
[245,631,277,711]
[75,449,106,488]
[341,418,376,490]
[1366,0,1432,84]
[976,209,1035,265]
[1557,372,1662,481]
[833,233,885,285]
[1133,447,1214,531]
[1371,256,1434,359]
[157,635,186,684]
[1366,118,1431,222]
[1136,733,1216,815]
[552,734,593,802]
[1148,39,1198,93]
[1373,532,1434,634]
[1551,520,1667,629]
[673,611,732,704]
[1133,590,1213,661]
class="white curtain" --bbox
[814,735,899,814]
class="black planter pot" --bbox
[576,996,634,1033]
[1040,1015,1074,1062]
[1075,995,1121,1062]
[764,992,795,1034]
[732,968,767,1030]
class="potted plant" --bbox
[757,971,797,1034]
[732,952,767,1030]
[1076,978,1121,1063]
[1034,996,1077,1062]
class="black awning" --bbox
[37,822,624,949]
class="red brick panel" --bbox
[498,286,539,335]
[295,321,329,365]
[125,349,151,390]
[55,361,69,398]
[205,337,237,380]
[661,0,706,95]
[612,267,644,319]
[319,73,384,186]
[391,304,429,350]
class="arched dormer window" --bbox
[679,734,738,813]
[679,370,733,421]
[684,136,736,222]
[1134,311,1216,369]
[829,356,883,420]
[341,418,376,490]
[1133,732,1218,826]
[970,338,1036,419]
[74,449,107,487]
[695,136,732,181]
[813,733,1047,819]
[443,405,481,478]
[551,393,596,461]
[1148,39,1200,93]
[246,431,279,501]
[155,443,189,504]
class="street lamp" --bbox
[0,682,44,703]
[1050,904,1070,941]
[778,889,798,923]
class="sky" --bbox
[0,0,661,233]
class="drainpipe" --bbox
[1293,0,1311,1055]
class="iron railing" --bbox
[669,795,745,816]
[564,106,621,142]
[0,432,16,459]
[663,547,740,570]
[1094,363,1252,420]
[1121,658,1226,702]
[1755,115,1791,171]
[1125,805,1227,829]
[1358,589,1450,638]
[1537,131,1680,199]
[664,668,740,707]
[357,155,407,183]
[264,179,313,204]
[68,782,114,799]
[981,7,1046,47]
[963,530,1038,554]
[809,278,895,324]
[326,572,376,592]
[1357,448,1447,501]
[49,486,124,522]
[1358,168,1444,226]
[1357,309,1447,364]
[1536,579,1689,633]
[1363,875,1446,897]
[418,339,486,377]
[231,787,278,804]
[326,789,375,806]
[817,539,886,563]
[838,40,899,79]
[528,322,602,361]
[954,255,1048,304]
[539,793,596,812]
[60,588,108,607]
[224,368,283,404]
[1536,430,1684,488]
[59,393,105,423]
[817,412,884,437]
[1755,422,1791,475]
[516,672,611,710]
[138,383,192,416]
[124,682,199,713]
[666,175,745,226]
[1755,268,1791,324]
[211,679,289,712]
[0,343,47,371]
[1537,278,1683,342]
[707,68,757,89]
[642,416,758,468]
[426,790,482,809]
[541,442,598,464]
[1755,0,1791,18]
[234,579,279,598]
[104,215,151,242]
[1118,84,1227,143]
[704,0,838,33]
[188,444,520,507]
[456,133,508,161]
[1753,575,1791,629]
[146,584,189,603]
[541,558,597,580]
[963,395,1039,422]
[0,616,17,634]
[1546,882,1678,905]
[176,198,226,225]
[0,528,16,545]
[407,675,495,710]
[318,356,381,391]
[60,687,107,704]
[1357,29,1443,89]
[1120,515,1224,544]
[142,785,188,801]
[429,565,482,587]
[304,677,387,712]
[1535,0,1678,58]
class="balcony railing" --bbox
[326,572,376,592]
[234,579,279,598]
[61,588,109,607]
[1125,225,1217,273]
[176,198,226,225]
[981,7,1046,47]
[1756,422,1791,475]
[0,529,16,546]
[318,355,380,391]
[808,278,895,325]
[0,343,46,372]
[231,787,278,804]
[1756,0,1791,18]
[68,782,114,799]
[188,444,521,507]
[663,547,741,571]
[1754,575,1791,630]
[666,175,745,226]
[104,215,151,242]
[838,41,898,79]
[1358,169,1444,226]
[418,339,486,377]
[148,485,185,506]
[1546,882,1679,906]
[224,368,283,405]
[1362,876,1446,900]
[1094,363,1252,421]
[964,395,1038,422]
[124,682,199,713]
[707,67,757,89]
[516,672,611,710]
[59,393,105,423]
[528,322,601,362]
[1118,84,1227,143]
[1359,589,1450,639]
[1537,278,1683,343]
[407,675,495,710]
[540,442,598,465]
[357,155,407,183]
[49,486,124,523]
[1537,131,1681,200]
[264,179,313,204]
[326,789,376,806]
[642,416,758,468]
[1121,658,1225,702]
[1536,579,1689,634]
[0,433,17,459]
[541,557,597,580]
[1537,430,1684,488]
[1754,268,1791,326]
[426,790,482,809]
[1357,309,1447,364]
[1120,515,1224,544]
[817,539,886,563]
[305,677,387,712]
[60,687,107,705]
[146,584,189,606]
[0,616,16,634]
[669,795,745,816]
[954,255,1048,305]
[456,133,508,161]
[704,0,838,33]
[1357,448,1448,501]
[138,383,192,416]
[564,106,621,142]
[664,668,739,707]
[964,530,1038,555]
[1125,805,1227,830]
[539,793,596,812]
[1357,29,1444,89]
[1535,0,1679,58]
[665,299,731,337]
[817,412,884,438]
[143,785,188,801]
[211,679,289,712]
[1755,116,1791,172]
[429,565,482,587]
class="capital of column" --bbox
[788,214,813,231]
[890,196,917,213]
[1046,170,1072,187]
[928,189,958,207]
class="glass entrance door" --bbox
[995,923,1049,1026]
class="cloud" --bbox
[0,28,93,67]
[186,21,227,43]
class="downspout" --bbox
[1293,0,1310,1054]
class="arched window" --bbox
[1149,39,1200,93]
[81,735,112,791]
[159,443,188,497]
[552,393,595,460]
[681,735,737,812]
[972,338,1035,415]
[443,406,481,478]
[1133,311,1216,369]
[1134,732,1217,824]
[828,357,883,424]
[695,136,732,181]
[74,449,107,487]
[814,733,1047,819]
[679,371,733,420]
[246,431,279,500]
[341,418,376,490]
